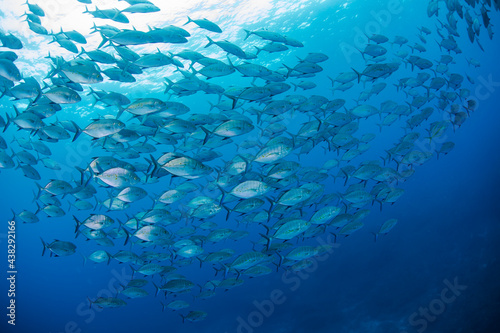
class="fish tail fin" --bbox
[86,86,96,97]
[204,36,215,48]
[256,110,263,126]
[75,166,86,185]
[163,78,173,94]
[116,106,125,119]
[424,85,430,98]
[73,215,81,233]
[354,46,365,61]
[123,228,130,246]
[30,87,41,103]
[243,29,252,40]
[147,154,160,179]
[434,39,442,52]
[327,76,335,87]
[393,158,401,171]
[90,22,98,34]
[81,253,87,266]
[239,155,251,174]
[45,63,58,79]
[254,45,261,55]
[90,94,99,108]
[221,263,229,279]
[152,281,159,297]
[330,232,338,243]
[183,16,192,26]
[195,257,203,268]
[34,181,43,200]
[10,209,16,222]
[85,167,94,187]
[40,81,50,92]
[222,204,231,221]
[313,115,323,130]
[266,205,274,224]
[83,5,90,14]
[160,301,166,312]
[128,264,135,279]
[291,82,297,91]
[34,201,41,215]
[201,126,211,145]
[371,232,378,242]
[229,96,238,109]
[3,113,11,132]
[77,46,86,58]
[87,297,93,309]
[341,169,350,186]
[97,32,108,49]
[207,101,215,111]
[180,314,185,323]
[226,55,234,68]
[71,121,82,142]
[48,35,57,44]
[259,233,272,251]
[276,251,284,271]
[282,63,293,78]
[40,237,47,256]
[425,128,433,144]
[217,184,226,205]
[351,67,361,83]
[213,266,221,277]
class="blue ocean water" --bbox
[1,0,499,333]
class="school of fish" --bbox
[1,0,498,323]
